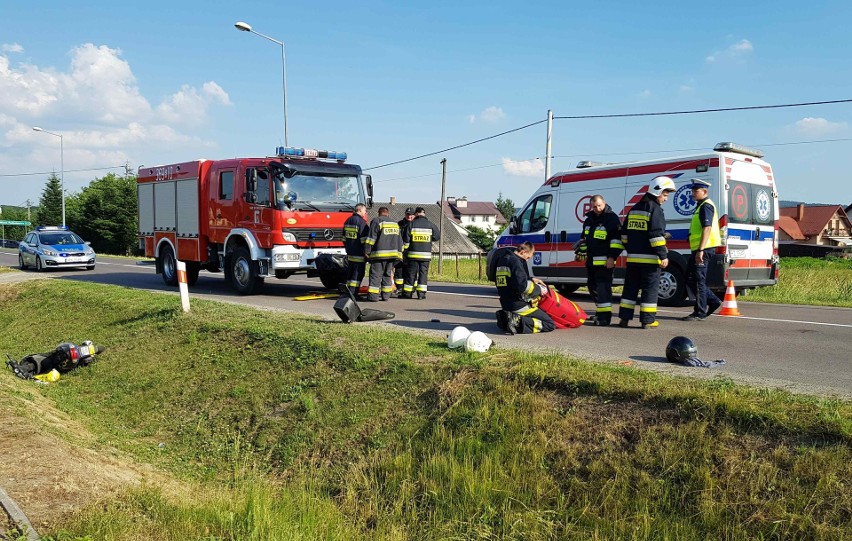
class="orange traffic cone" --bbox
[718,280,741,317]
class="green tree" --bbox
[35,172,63,226]
[465,225,497,252]
[70,173,138,255]
[495,192,516,222]
[0,205,31,242]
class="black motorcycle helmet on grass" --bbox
[666,336,698,363]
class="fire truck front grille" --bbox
[294,229,340,242]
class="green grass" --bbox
[745,257,852,307]
[0,280,850,540]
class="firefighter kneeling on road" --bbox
[494,242,555,334]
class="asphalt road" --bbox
[2,250,850,399]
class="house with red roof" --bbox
[778,204,852,253]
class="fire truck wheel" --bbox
[228,246,263,295]
[160,245,179,286]
[658,264,686,307]
[186,262,201,286]
[319,271,346,290]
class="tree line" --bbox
[2,172,138,255]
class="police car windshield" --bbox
[39,232,84,245]
[274,174,362,209]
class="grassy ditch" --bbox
[0,280,849,540]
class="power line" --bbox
[374,137,852,183]
[0,165,125,178]
[364,119,548,171]
[365,98,852,171]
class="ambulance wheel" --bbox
[658,265,686,306]
[160,245,179,286]
[228,246,263,295]
[556,285,579,295]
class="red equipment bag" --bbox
[536,286,587,329]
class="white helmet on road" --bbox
[465,331,493,353]
[647,175,677,197]
[448,326,472,349]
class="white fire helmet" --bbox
[465,331,493,353]
[647,175,677,197]
[448,326,472,349]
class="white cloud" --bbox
[706,39,753,63]
[792,117,848,137]
[468,106,505,124]
[637,89,651,99]
[502,157,544,177]
[0,42,231,202]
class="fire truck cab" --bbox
[138,147,373,294]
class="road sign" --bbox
[0,220,31,226]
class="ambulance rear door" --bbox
[723,157,777,286]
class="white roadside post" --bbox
[177,260,190,312]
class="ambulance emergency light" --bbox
[713,142,764,159]
[276,146,347,162]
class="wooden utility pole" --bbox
[438,158,447,274]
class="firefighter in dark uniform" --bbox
[575,195,623,326]
[681,178,722,321]
[402,207,440,299]
[494,242,555,334]
[393,208,415,296]
[364,206,403,301]
[618,176,677,329]
[342,203,369,297]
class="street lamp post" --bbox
[234,21,289,147]
[32,126,65,227]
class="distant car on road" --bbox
[1,239,19,248]
[18,226,96,271]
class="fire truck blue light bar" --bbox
[276,147,348,161]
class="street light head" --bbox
[235,21,252,32]
[33,127,43,132]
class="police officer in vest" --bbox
[618,175,676,329]
[681,179,722,321]
[402,207,440,299]
[342,203,369,297]
[575,194,623,326]
[364,206,403,301]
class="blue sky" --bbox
[2,0,851,212]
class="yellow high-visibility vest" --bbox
[689,198,721,251]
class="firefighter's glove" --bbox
[574,242,587,262]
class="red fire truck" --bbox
[137,147,373,294]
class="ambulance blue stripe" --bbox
[728,227,775,241]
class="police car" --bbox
[18,226,96,271]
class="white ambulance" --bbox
[493,142,779,305]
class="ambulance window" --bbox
[518,195,552,233]
[219,171,234,201]
[727,180,774,225]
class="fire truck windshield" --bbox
[273,173,363,210]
